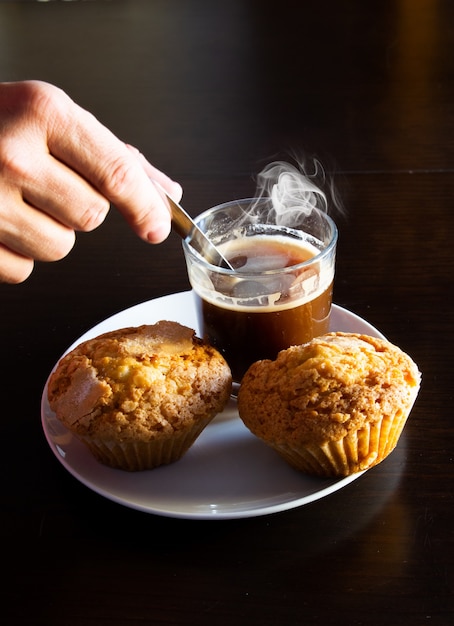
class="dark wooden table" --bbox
[1,1,453,624]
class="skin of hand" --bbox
[0,80,182,283]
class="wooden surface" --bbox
[1,1,453,624]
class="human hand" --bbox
[0,80,182,283]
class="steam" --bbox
[252,158,343,226]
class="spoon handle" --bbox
[161,189,233,270]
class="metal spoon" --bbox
[159,187,234,270]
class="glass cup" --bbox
[182,197,338,386]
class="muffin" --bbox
[47,321,232,471]
[237,332,421,477]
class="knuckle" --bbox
[76,198,110,232]
[0,142,30,181]
[6,81,62,125]
[98,156,154,233]
[2,260,34,284]
[100,155,139,201]
[15,227,77,264]
[24,80,68,117]
[0,244,34,284]
[10,261,34,284]
[45,229,76,261]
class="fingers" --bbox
[1,81,182,242]
[125,145,184,241]
[1,133,110,233]
[0,243,34,284]
[125,144,183,201]
[42,87,181,243]
[0,198,76,284]
[0,80,183,282]
[0,193,76,261]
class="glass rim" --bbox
[182,197,338,276]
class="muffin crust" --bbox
[237,332,420,474]
[48,321,232,443]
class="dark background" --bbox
[1,1,453,625]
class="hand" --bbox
[0,80,182,283]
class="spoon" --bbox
[158,186,234,270]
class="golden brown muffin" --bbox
[237,332,421,476]
[48,321,232,471]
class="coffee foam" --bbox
[193,235,334,313]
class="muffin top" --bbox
[48,321,232,441]
[237,332,421,445]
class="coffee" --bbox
[193,235,333,382]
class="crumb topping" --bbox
[48,321,232,441]
[237,332,421,445]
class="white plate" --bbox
[41,291,386,520]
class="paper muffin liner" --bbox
[79,416,214,471]
[270,407,411,477]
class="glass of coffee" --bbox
[182,197,337,386]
